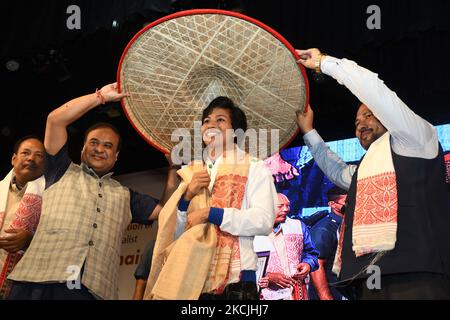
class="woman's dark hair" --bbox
[201,96,247,132]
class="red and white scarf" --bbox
[260,218,308,300]
[0,170,44,298]
[147,152,250,300]
[333,132,398,276]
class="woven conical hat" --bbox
[118,9,309,159]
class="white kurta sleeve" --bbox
[321,56,438,159]
[303,129,356,190]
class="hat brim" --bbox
[117,9,309,159]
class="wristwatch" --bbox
[314,53,327,74]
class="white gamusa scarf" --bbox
[0,170,45,229]
[0,170,45,298]
[333,132,397,276]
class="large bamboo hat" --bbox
[118,9,309,159]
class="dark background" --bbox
[1,0,449,176]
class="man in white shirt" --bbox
[295,48,450,299]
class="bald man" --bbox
[254,193,319,300]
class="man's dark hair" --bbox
[202,96,247,132]
[84,122,122,151]
[326,186,347,200]
[13,135,44,154]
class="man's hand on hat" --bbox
[98,82,129,103]
[296,104,315,135]
[296,48,326,71]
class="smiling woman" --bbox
[200,96,246,160]
[145,94,278,301]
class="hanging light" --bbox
[5,60,20,72]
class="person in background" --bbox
[255,193,319,300]
[308,186,348,300]
[0,136,46,299]
[132,239,156,300]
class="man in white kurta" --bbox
[254,193,319,300]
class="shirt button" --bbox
[99,182,102,187]
[96,208,101,213]
[98,194,103,198]
[93,223,98,229]
[88,240,94,246]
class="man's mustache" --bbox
[91,152,107,159]
[359,127,373,134]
